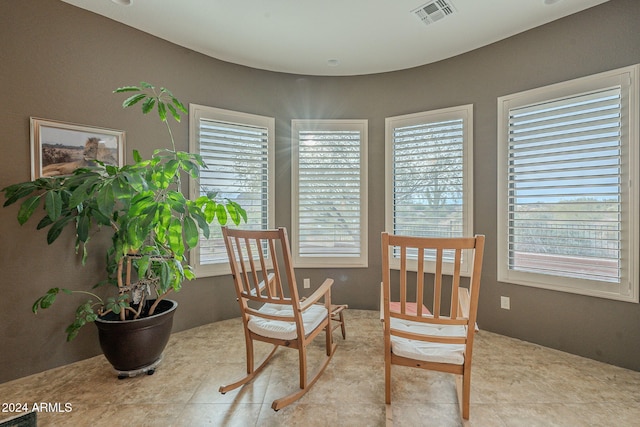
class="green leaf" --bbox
[194,195,209,208]
[184,267,196,281]
[32,288,62,313]
[137,255,150,280]
[110,178,131,201]
[188,207,210,238]
[47,215,73,244]
[167,190,186,213]
[164,159,180,179]
[132,149,143,163]
[80,241,88,265]
[3,182,38,207]
[172,96,188,114]
[183,215,198,249]
[228,200,247,224]
[234,201,248,223]
[158,101,167,122]
[180,159,199,179]
[167,103,180,122]
[36,214,53,230]
[122,93,146,108]
[88,206,111,227]
[142,97,156,114]
[105,165,117,176]
[113,86,141,93]
[160,262,171,290]
[139,204,158,231]
[226,200,239,225]
[45,191,62,221]
[17,195,41,225]
[126,220,143,250]
[140,81,154,89]
[96,185,115,218]
[69,179,93,208]
[216,203,228,225]
[167,218,184,256]
[128,192,154,216]
[203,200,217,223]
[66,327,80,342]
[76,213,90,243]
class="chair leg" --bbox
[455,372,471,420]
[219,343,278,394]
[326,321,333,356]
[245,333,254,374]
[339,311,347,339]
[299,345,308,389]
[384,356,391,404]
[462,370,471,420]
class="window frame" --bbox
[497,65,639,302]
[385,104,475,275]
[189,104,275,277]
[291,119,369,268]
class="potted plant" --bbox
[1,82,246,376]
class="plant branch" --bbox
[148,288,174,316]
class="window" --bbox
[497,65,639,302]
[189,105,275,276]
[385,105,474,275]
[291,120,368,268]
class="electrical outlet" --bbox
[303,278,310,289]
[500,296,510,310]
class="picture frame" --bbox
[30,117,125,179]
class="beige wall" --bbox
[1,0,638,384]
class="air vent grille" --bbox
[412,0,456,26]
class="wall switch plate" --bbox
[500,296,510,310]
[303,278,310,289]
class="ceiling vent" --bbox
[412,0,456,26]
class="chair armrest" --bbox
[299,278,334,311]
[458,287,470,318]
[458,288,480,331]
[380,282,384,322]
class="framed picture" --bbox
[30,118,125,179]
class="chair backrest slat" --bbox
[222,227,305,330]
[400,246,407,314]
[244,237,261,295]
[416,247,425,317]
[450,247,462,318]
[433,247,443,318]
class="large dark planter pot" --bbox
[95,299,178,376]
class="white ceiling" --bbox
[61,0,610,76]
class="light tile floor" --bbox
[1,310,639,426]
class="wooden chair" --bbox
[380,233,485,420]
[219,227,336,411]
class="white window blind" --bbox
[507,88,622,282]
[498,64,639,302]
[385,105,474,274]
[292,120,368,268]
[189,105,274,277]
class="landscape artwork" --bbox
[30,118,125,179]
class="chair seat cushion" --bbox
[390,317,467,365]
[248,303,328,341]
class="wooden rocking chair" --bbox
[381,233,485,420]
[219,227,336,411]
